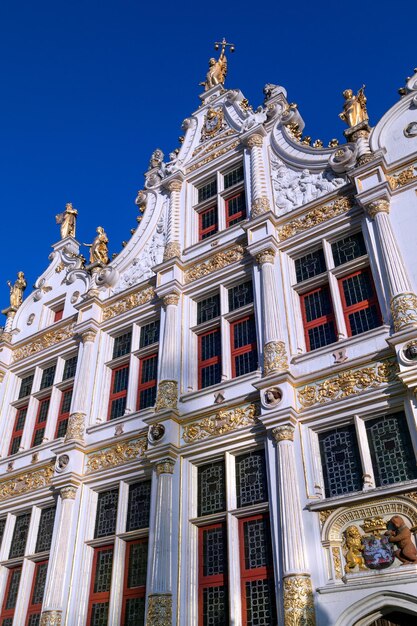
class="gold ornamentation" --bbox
[40,611,62,626]
[288,123,303,141]
[155,380,178,411]
[278,197,352,242]
[7,271,26,310]
[192,130,235,157]
[246,134,264,149]
[56,202,77,239]
[251,196,271,217]
[85,226,109,265]
[0,463,54,502]
[146,593,172,626]
[86,437,147,473]
[343,525,366,572]
[360,516,386,536]
[297,359,398,407]
[391,293,417,331]
[102,287,155,321]
[272,423,295,442]
[201,108,224,139]
[64,412,85,442]
[13,323,75,362]
[162,293,180,307]
[339,86,368,128]
[156,458,176,475]
[319,510,332,527]
[264,340,288,375]
[185,245,245,284]
[387,165,417,190]
[167,179,182,193]
[81,330,97,343]
[332,547,343,579]
[183,403,258,443]
[256,249,275,265]
[283,576,316,626]
[55,262,65,273]
[366,199,390,219]
[163,241,181,261]
[60,486,77,500]
[0,371,5,383]
[187,140,240,173]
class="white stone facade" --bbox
[0,70,417,626]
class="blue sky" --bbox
[0,0,414,308]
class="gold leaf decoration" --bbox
[387,164,417,190]
[183,403,259,443]
[185,245,245,284]
[0,463,54,501]
[13,323,75,362]
[278,196,352,242]
[103,287,155,321]
[187,140,240,173]
[283,576,316,625]
[86,437,147,473]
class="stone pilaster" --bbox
[146,458,176,626]
[65,330,97,442]
[243,132,271,218]
[365,199,417,331]
[272,424,316,626]
[40,486,78,624]
[255,249,288,375]
[163,179,183,262]
[155,294,180,411]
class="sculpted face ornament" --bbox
[405,343,417,361]
[149,423,165,443]
[262,387,282,408]
[56,454,70,472]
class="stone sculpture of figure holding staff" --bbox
[85,227,109,265]
[56,203,78,239]
[200,38,235,91]
[339,86,368,128]
[7,271,26,309]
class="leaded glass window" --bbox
[228,281,253,311]
[244,578,276,626]
[203,526,227,577]
[40,365,56,390]
[113,331,132,359]
[35,507,56,553]
[139,320,160,348]
[295,249,326,283]
[30,562,48,604]
[198,462,226,516]
[0,518,6,549]
[124,598,145,625]
[198,180,217,203]
[63,356,78,380]
[19,374,34,399]
[243,517,272,570]
[332,232,367,267]
[127,481,151,531]
[127,541,148,588]
[4,567,21,610]
[236,451,268,508]
[93,549,113,593]
[90,603,109,626]
[94,490,118,538]
[9,513,31,558]
[224,165,244,189]
[366,413,417,486]
[197,294,220,325]
[319,426,363,497]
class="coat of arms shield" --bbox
[362,534,394,569]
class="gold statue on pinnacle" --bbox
[200,38,235,91]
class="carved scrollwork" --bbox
[391,293,417,331]
[251,196,271,217]
[13,323,75,362]
[283,576,316,626]
[64,412,85,443]
[277,197,352,241]
[102,287,155,321]
[185,245,245,283]
[183,403,259,443]
[40,611,62,626]
[263,340,288,375]
[86,437,147,473]
[0,463,54,501]
[155,380,178,411]
[147,594,172,626]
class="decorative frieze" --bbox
[154,380,178,411]
[86,437,147,473]
[183,403,259,443]
[13,323,75,362]
[0,463,54,501]
[102,286,155,321]
[146,592,173,625]
[184,245,245,284]
[40,611,62,626]
[64,412,85,443]
[264,340,288,374]
[277,196,352,242]
[283,575,316,626]
[387,163,417,190]
[187,139,240,173]
[391,292,417,331]
[297,359,398,408]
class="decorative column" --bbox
[272,424,316,626]
[40,486,78,625]
[163,179,183,261]
[65,330,97,442]
[256,248,288,375]
[155,294,180,411]
[146,458,176,626]
[244,132,271,218]
[365,199,417,331]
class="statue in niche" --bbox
[343,525,367,573]
[339,86,368,128]
[56,203,78,239]
[7,271,26,309]
[385,516,417,564]
[85,227,109,265]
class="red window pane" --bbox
[225,191,246,228]
[199,206,218,240]
[137,354,158,410]
[230,316,258,378]
[9,406,28,455]
[198,329,221,389]
[0,567,22,624]
[25,560,48,625]
[300,286,337,352]
[31,397,50,447]
[55,387,73,438]
[53,308,64,323]
[121,539,147,626]
[108,366,129,420]
[198,523,229,626]
[87,546,113,626]
[339,269,381,337]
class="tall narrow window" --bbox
[225,191,246,228]
[62,356,78,381]
[127,481,152,532]
[230,316,258,377]
[9,513,31,559]
[300,286,337,351]
[87,546,114,626]
[319,426,363,497]
[35,507,56,553]
[339,268,381,337]
[25,561,48,625]
[139,321,160,348]
[9,406,27,455]
[19,374,34,400]
[199,523,229,626]
[0,567,22,625]
[199,206,218,240]
[113,331,132,359]
[95,490,119,539]
[108,366,129,420]
[55,388,73,438]
[40,365,56,390]
[31,397,50,447]
[137,355,158,410]
[121,539,148,626]
[198,329,222,389]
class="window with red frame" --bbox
[198,329,222,389]
[108,365,129,420]
[55,388,73,438]
[198,522,229,626]
[300,286,337,352]
[53,307,64,323]
[87,546,114,626]
[9,406,27,456]
[239,514,277,626]
[199,206,218,240]
[225,191,246,228]
[31,397,50,447]
[137,354,158,410]
[230,316,258,378]
[0,566,22,625]
[25,560,48,625]
[339,268,381,337]
[121,539,148,626]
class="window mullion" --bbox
[108,537,125,625]
[353,415,375,490]
[328,272,347,339]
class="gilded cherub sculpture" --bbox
[85,227,109,265]
[56,203,78,239]
[200,38,234,91]
[339,86,368,128]
[7,271,27,309]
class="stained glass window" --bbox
[94,490,118,538]
[40,365,56,390]
[36,507,56,553]
[113,331,132,359]
[228,281,253,312]
[127,481,151,531]
[295,249,326,283]
[63,356,78,380]
[198,462,226,516]
[236,451,268,508]
[197,295,220,325]
[319,426,363,497]
[224,165,244,189]
[19,374,34,399]
[198,180,217,203]
[9,513,31,558]
[332,232,367,267]
[139,320,160,348]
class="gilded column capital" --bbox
[272,423,295,442]
[256,248,276,266]
[264,340,288,375]
[167,179,183,193]
[155,380,178,411]
[246,133,264,149]
[64,412,85,443]
[251,196,271,217]
[366,199,390,219]
[147,593,173,625]
[283,575,316,626]
[162,293,180,307]
[81,329,97,343]
[155,458,176,475]
[391,292,417,331]
[163,241,181,261]
[60,486,77,500]
[40,610,62,626]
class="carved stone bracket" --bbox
[246,134,264,149]
[147,593,172,626]
[155,458,176,475]
[60,486,77,500]
[155,380,178,411]
[272,423,295,442]
[264,340,288,375]
[391,293,417,331]
[283,575,315,626]
[40,610,62,626]
[64,412,85,443]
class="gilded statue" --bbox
[339,86,368,128]
[55,203,78,239]
[200,38,234,91]
[85,226,109,265]
[7,271,26,309]
[343,525,366,572]
[385,516,417,564]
